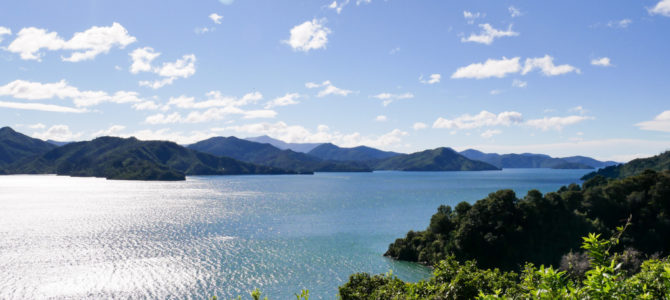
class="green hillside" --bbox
[6,136,293,180]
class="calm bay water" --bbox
[0,169,590,299]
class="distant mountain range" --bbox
[308,143,401,162]
[459,149,618,170]
[581,150,670,180]
[0,126,630,181]
[188,136,370,173]
[245,135,322,153]
[375,147,499,171]
[2,135,293,180]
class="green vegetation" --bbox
[459,149,606,169]
[308,143,401,162]
[188,137,371,173]
[385,170,670,271]
[374,147,499,171]
[582,150,670,180]
[340,226,670,299]
[4,136,294,180]
[0,126,55,167]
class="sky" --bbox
[1,0,669,161]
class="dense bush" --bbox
[385,170,670,271]
[341,227,670,299]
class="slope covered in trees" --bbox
[582,150,670,180]
[0,126,56,167]
[4,136,293,180]
[374,147,499,171]
[384,170,670,271]
[459,149,603,169]
[188,137,370,173]
[308,143,401,162]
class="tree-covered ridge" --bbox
[374,147,500,171]
[384,170,670,271]
[4,136,294,180]
[308,143,401,162]
[582,150,670,180]
[188,136,371,173]
[459,149,613,169]
[0,126,55,167]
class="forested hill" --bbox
[374,147,499,171]
[4,136,293,180]
[307,143,401,162]
[460,149,614,169]
[384,169,670,271]
[0,126,56,167]
[581,150,670,180]
[188,137,371,173]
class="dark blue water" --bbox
[0,169,590,299]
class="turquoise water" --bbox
[0,169,590,299]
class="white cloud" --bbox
[0,27,11,43]
[433,111,523,130]
[129,47,160,74]
[133,52,197,89]
[453,56,578,79]
[32,125,82,141]
[591,57,612,67]
[371,92,414,106]
[512,79,527,88]
[461,24,519,45]
[284,19,331,52]
[194,27,213,35]
[635,110,670,132]
[28,123,46,129]
[6,23,135,62]
[92,125,126,137]
[305,80,353,97]
[420,74,441,84]
[451,57,521,79]
[0,101,86,113]
[607,19,632,28]
[145,92,273,124]
[209,13,223,24]
[413,122,427,130]
[490,89,502,95]
[389,47,400,55]
[132,100,161,110]
[569,106,587,115]
[265,93,300,109]
[328,0,350,14]
[525,115,593,131]
[508,6,523,17]
[375,115,387,122]
[224,121,408,149]
[463,11,482,24]
[243,110,277,119]
[649,0,670,16]
[0,79,142,107]
[481,129,502,138]
[522,55,580,76]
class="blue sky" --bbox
[1,0,669,161]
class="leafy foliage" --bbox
[342,229,670,299]
[385,170,670,271]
